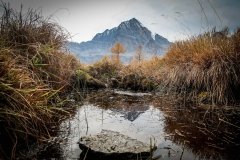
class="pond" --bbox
[27,89,240,160]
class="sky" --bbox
[1,0,240,43]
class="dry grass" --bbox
[88,56,122,83]
[118,56,164,90]
[4,1,240,159]
[122,56,164,82]
[0,3,66,49]
[0,3,80,158]
[162,28,240,104]
[89,55,164,91]
[88,27,240,104]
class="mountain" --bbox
[68,18,170,63]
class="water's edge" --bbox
[23,90,240,160]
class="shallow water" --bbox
[60,105,164,159]
[29,90,240,160]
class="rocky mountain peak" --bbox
[120,18,142,28]
[68,18,171,63]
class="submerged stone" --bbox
[78,130,154,160]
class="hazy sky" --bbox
[1,0,240,42]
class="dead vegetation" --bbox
[1,2,240,159]
[0,3,81,159]
[89,28,240,104]
[88,55,164,91]
[162,28,240,104]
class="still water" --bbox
[30,90,240,160]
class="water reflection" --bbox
[27,90,240,160]
[121,110,145,121]
[160,104,240,160]
[59,105,165,159]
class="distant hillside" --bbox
[68,18,170,63]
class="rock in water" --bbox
[78,130,153,160]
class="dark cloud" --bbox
[1,0,239,42]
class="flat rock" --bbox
[114,90,152,97]
[78,130,153,160]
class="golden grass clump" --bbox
[162,28,240,104]
[89,56,122,83]
[0,3,80,158]
[126,56,164,82]
[0,4,66,50]
[88,55,164,91]
[118,56,164,90]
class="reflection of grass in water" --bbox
[86,90,152,111]
[160,101,240,159]
[81,92,240,159]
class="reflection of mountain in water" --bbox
[27,90,240,160]
[86,90,240,159]
[110,105,149,122]
[121,110,145,122]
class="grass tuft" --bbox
[162,28,240,104]
[0,2,80,158]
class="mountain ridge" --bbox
[68,18,170,63]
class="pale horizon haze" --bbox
[1,0,240,43]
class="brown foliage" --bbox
[0,3,80,158]
[163,28,240,104]
[111,42,126,63]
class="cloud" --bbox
[1,0,239,42]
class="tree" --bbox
[134,45,143,62]
[111,42,126,63]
